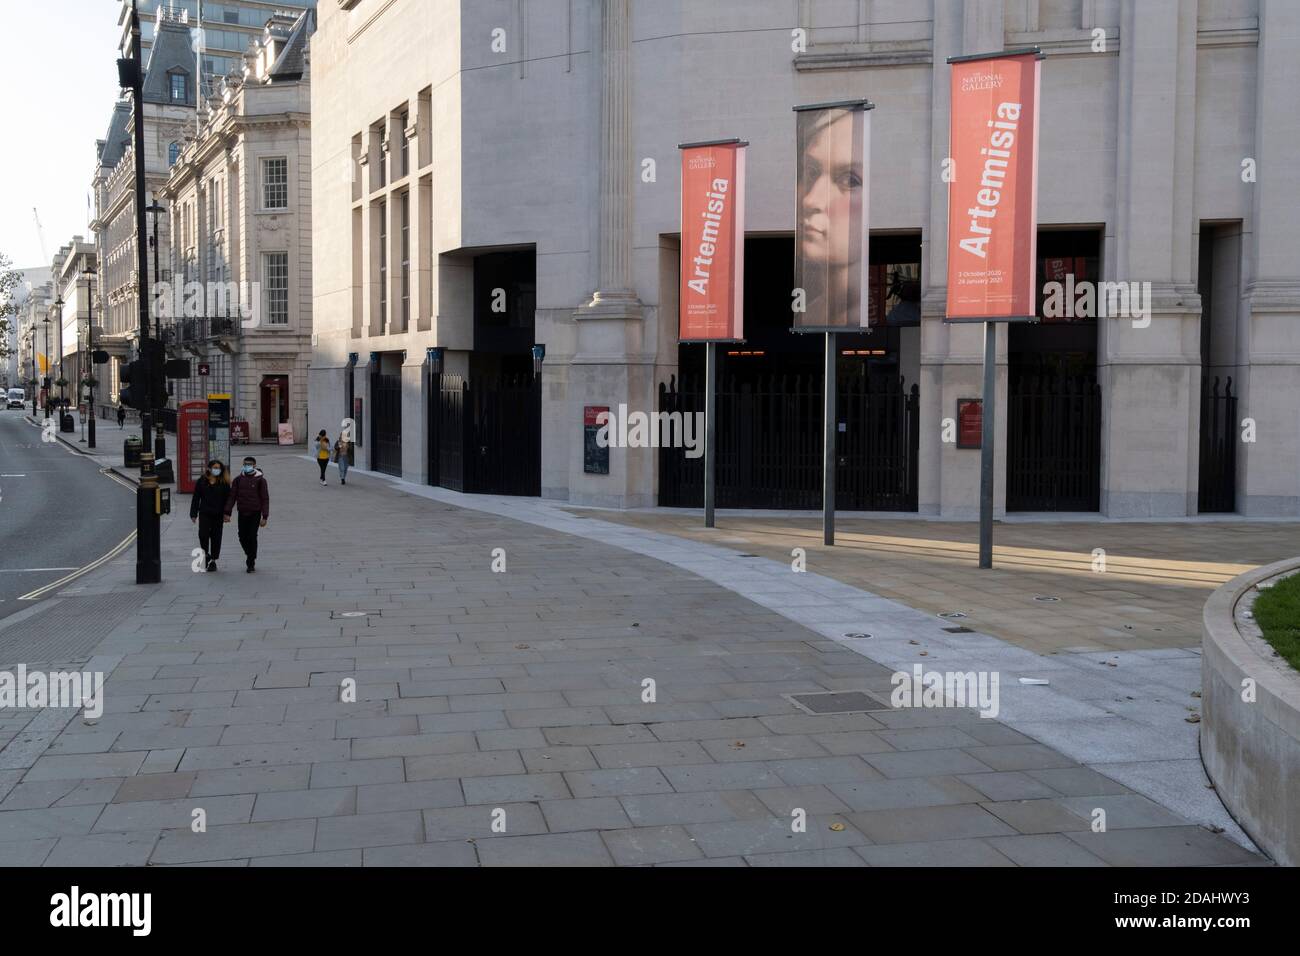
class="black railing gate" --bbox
[370,371,403,477]
[429,372,540,496]
[659,372,918,511]
[1006,374,1102,512]
[1198,376,1237,513]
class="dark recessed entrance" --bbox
[429,249,540,496]
[369,352,402,477]
[660,235,921,511]
[1006,229,1102,512]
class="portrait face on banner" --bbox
[794,106,870,331]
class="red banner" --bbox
[679,140,746,341]
[945,51,1042,321]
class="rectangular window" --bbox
[262,157,288,210]
[170,73,187,102]
[399,112,409,178]
[378,200,388,331]
[400,192,410,328]
[263,252,289,325]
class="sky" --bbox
[0,1,125,271]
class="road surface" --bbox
[0,410,135,622]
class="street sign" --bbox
[208,393,231,469]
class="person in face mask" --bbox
[190,460,231,572]
[223,456,270,573]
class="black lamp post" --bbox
[145,197,167,461]
[29,327,37,415]
[83,265,98,449]
[42,312,53,418]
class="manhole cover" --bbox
[942,626,974,634]
[787,691,877,715]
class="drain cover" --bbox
[942,626,974,634]
[788,691,877,715]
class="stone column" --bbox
[1238,0,1300,514]
[1099,0,1201,517]
[919,0,1008,518]
[576,0,642,319]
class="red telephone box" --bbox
[178,400,209,493]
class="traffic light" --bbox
[119,340,169,411]
[118,357,144,410]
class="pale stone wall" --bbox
[310,0,1299,514]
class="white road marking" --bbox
[0,568,80,573]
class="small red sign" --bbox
[957,398,982,449]
[230,420,250,443]
[198,363,210,376]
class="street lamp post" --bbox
[84,265,98,449]
[120,0,161,584]
[29,327,37,415]
[42,312,53,418]
[79,322,86,442]
[146,197,166,462]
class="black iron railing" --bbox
[1198,376,1237,514]
[1006,373,1102,512]
[430,373,540,496]
[658,372,919,511]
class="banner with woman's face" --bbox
[793,103,872,331]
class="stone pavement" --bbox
[578,511,1300,656]
[0,444,1266,866]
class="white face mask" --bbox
[211,467,222,476]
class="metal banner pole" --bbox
[823,331,836,546]
[979,321,996,568]
[704,341,717,528]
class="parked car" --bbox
[6,388,26,409]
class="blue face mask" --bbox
[211,467,222,476]
[242,465,254,475]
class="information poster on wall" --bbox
[957,398,983,449]
[278,421,295,445]
[584,406,610,475]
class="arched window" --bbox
[168,142,180,167]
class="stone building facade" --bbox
[158,9,315,444]
[91,8,200,408]
[309,0,1300,517]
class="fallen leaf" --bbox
[1185,714,1201,724]
[829,823,846,832]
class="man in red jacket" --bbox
[224,455,270,573]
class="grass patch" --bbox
[1253,571,1300,672]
